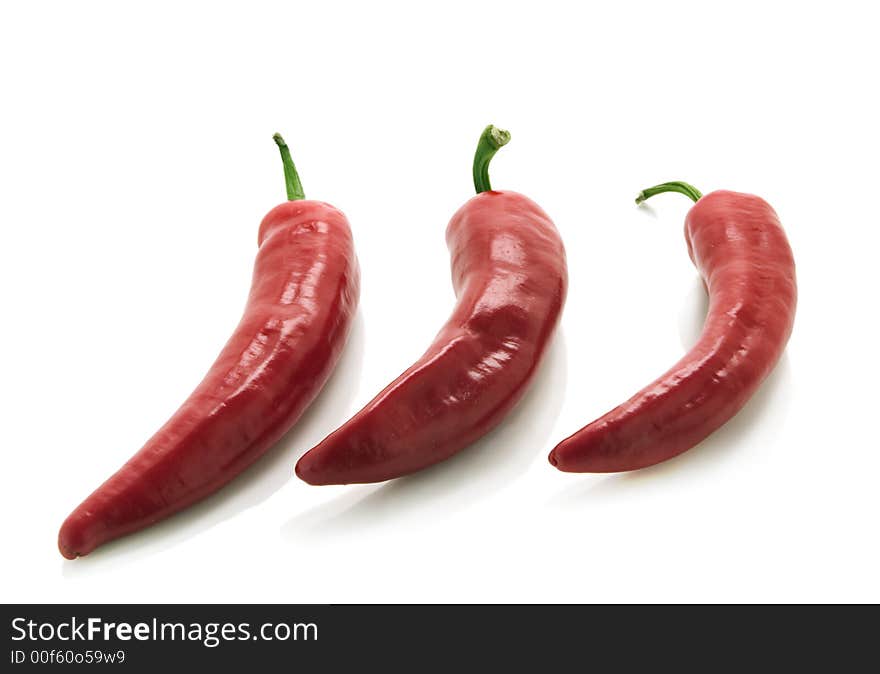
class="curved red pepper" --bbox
[58,135,360,558]
[550,182,796,473]
[296,126,567,485]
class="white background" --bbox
[2,1,878,603]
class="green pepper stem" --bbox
[635,181,703,205]
[472,125,511,193]
[272,133,305,201]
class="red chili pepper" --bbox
[296,126,567,485]
[549,181,797,473]
[58,135,360,558]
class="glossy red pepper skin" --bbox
[58,200,359,558]
[550,190,796,472]
[296,191,567,485]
